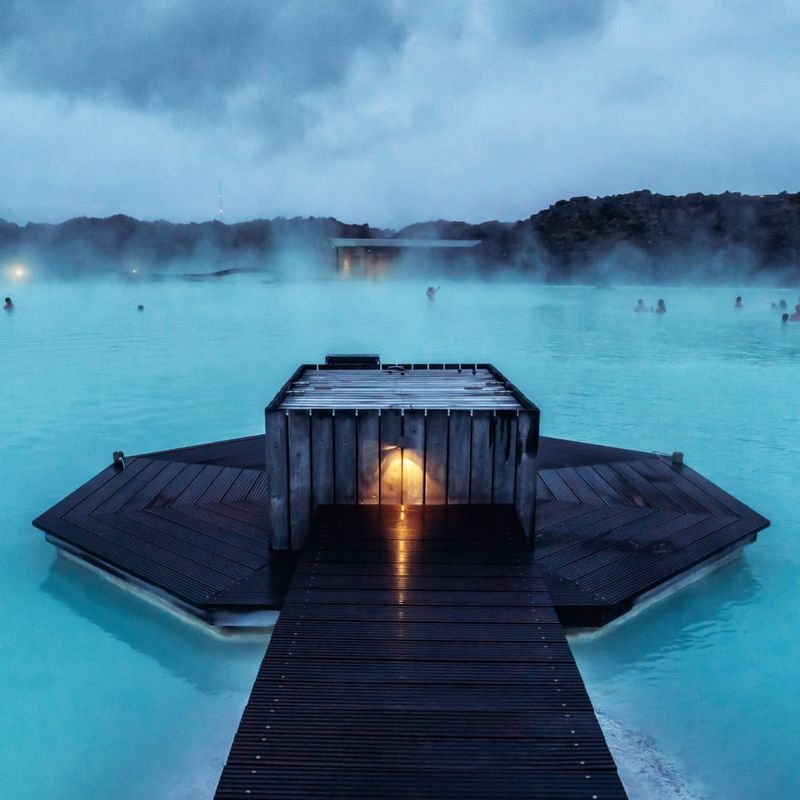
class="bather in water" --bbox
[735,296,743,308]
[790,304,800,322]
[3,296,13,311]
[426,286,440,300]
[634,299,648,312]
[654,299,667,314]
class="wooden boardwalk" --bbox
[34,434,768,628]
[214,504,627,799]
[33,454,294,625]
[535,438,769,625]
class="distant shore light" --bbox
[7,263,29,281]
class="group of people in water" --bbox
[634,298,667,313]
[632,294,800,321]
[770,298,800,321]
[5,290,800,322]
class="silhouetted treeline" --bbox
[396,191,800,282]
[3,190,800,281]
[0,215,383,275]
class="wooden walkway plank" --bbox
[215,505,627,800]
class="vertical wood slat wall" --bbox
[266,409,539,550]
[267,407,539,550]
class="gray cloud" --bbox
[483,0,616,46]
[0,1,409,141]
[0,1,799,226]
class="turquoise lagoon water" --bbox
[1,277,798,799]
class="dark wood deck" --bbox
[535,438,769,625]
[33,434,768,628]
[33,454,295,625]
[214,504,628,799]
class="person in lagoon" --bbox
[782,313,790,323]
[137,304,144,311]
[634,299,648,312]
[735,296,743,308]
[779,299,788,311]
[654,299,666,314]
[426,286,440,300]
[790,304,800,322]
[3,296,13,311]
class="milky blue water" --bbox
[1,277,798,799]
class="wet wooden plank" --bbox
[447,411,471,504]
[402,410,425,504]
[424,410,448,504]
[515,409,539,542]
[334,410,357,504]
[493,411,518,504]
[470,410,493,503]
[379,410,403,504]
[311,411,334,508]
[266,409,289,549]
[357,411,380,504]
[214,505,627,800]
[288,411,312,549]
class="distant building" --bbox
[330,237,481,275]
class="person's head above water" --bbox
[3,296,12,308]
[735,296,742,305]
[782,313,790,322]
[780,299,788,309]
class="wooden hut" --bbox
[265,356,540,550]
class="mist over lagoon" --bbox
[2,273,799,798]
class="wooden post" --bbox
[515,408,540,547]
[266,409,289,550]
[357,411,380,504]
[311,410,334,509]
[470,410,492,503]
[447,411,471,504]
[287,411,311,549]
[402,410,425,504]
[334,410,357,503]
[380,410,402,504]
[492,411,517,504]
[424,410,449,504]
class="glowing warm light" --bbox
[7,263,29,281]
[396,537,407,578]
[377,446,429,506]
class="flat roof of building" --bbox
[330,238,481,248]
[273,365,528,410]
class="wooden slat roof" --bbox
[278,368,524,410]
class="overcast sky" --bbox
[0,0,798,227]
